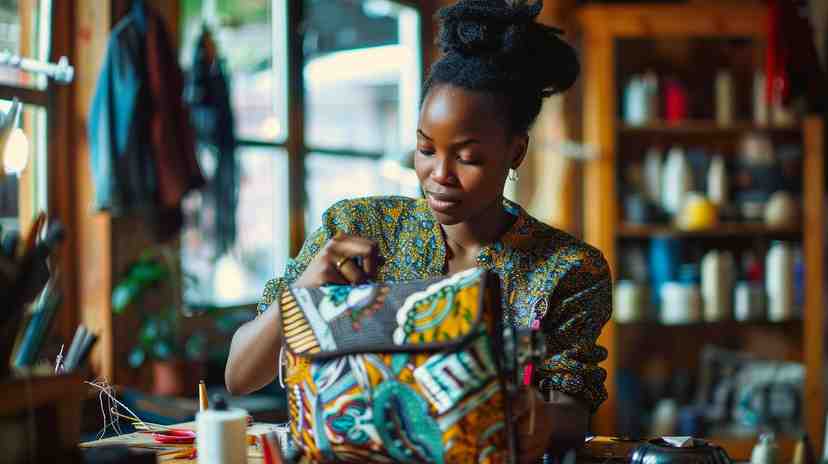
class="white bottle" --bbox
[707,155,728,208]
[662,147,693,216]
[625,75,646,126]
[643,147,663,205]
[766,241,795,322]
[751,433,779,464]
[754,71,768,126]
[771,76,795,127]
[614,281,645,323]
[643,70,659,123]
[660,282,702,325]
[716,70,734,126]
[702,250,735,322]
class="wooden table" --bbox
[79,422,283,463]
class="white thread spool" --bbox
[197,396,248,464]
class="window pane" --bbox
[0,0,52,90]
[182,147,289,307]
[305,152,420,233]
[304,0,421,155]
[180,0,287,142]
[0,99,47,233]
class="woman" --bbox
[226,0,612,461]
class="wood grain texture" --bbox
[51,0,80,345]
[74,0,113,380]
[579,26,617,436]
[802,116,825,456]
[577,4,767,38]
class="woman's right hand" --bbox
[294,232,380,287]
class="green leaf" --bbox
[131,260,168,285]
[153,340,173,360]
[139,319,159,348]
[128,347,146,368]
[112,281,139,313]
[185,333,208,360]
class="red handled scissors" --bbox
[150,428,196,444]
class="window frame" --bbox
[0,0,54,231]
[278,0,424,256]
[185,0,424,310]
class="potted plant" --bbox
[112,247,208,396]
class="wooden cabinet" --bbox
[577,3,825,460]
[0,374,86,461]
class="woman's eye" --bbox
[417,148,435,156]
[458,157,481,165]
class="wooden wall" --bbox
[58,0,183,385]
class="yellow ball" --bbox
[678,193,718,230]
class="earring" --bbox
[508,168,519,182]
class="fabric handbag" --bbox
[277,267,523,463]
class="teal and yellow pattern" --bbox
[281,268,508,463]
[259,196,612,412]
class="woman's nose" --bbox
[431,156,457,184]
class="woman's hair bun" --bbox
[435,0,579,96]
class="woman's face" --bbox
[415,84,527,226]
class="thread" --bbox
[197,396,248,464]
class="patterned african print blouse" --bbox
[258,196,612,412]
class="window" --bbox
[303,0,422,231]
[180,0,422,307]
[0,101,47,231]
[0,0,52,234]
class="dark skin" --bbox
[225,83,589,461]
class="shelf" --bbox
[617,222,801,239]
[0,373,86,415]
[618,120,800,135]
[616,318,802,330]
[710,435,797,461]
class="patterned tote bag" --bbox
[277,267,521,463]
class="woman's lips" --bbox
[426,192,461,212]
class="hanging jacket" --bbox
[88,1,155,215]
[185,28,239,256]
[88,1,204,238]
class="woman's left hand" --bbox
[514,387,554,463]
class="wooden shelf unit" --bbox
[711,435,798,462]
[619,120,800,135]
[0,373,86,459]
[578,3,826,459]
[617,222,802,239]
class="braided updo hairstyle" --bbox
[424,0,579,135]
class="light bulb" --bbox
[3,127,29,175]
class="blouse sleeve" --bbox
[255,199,359,315]
[537,245,613,412]
[256,225,330,316]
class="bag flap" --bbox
[280,268,492,359]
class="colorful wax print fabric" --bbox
[280,268,512,463]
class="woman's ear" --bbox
[511,134,529,170]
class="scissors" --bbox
[149,428,196,444]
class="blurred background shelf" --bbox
[619,120,800,135]
[615,318,802,330]
[578,2,826,459]
[708,435,797,461]
[617,223,802,239]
